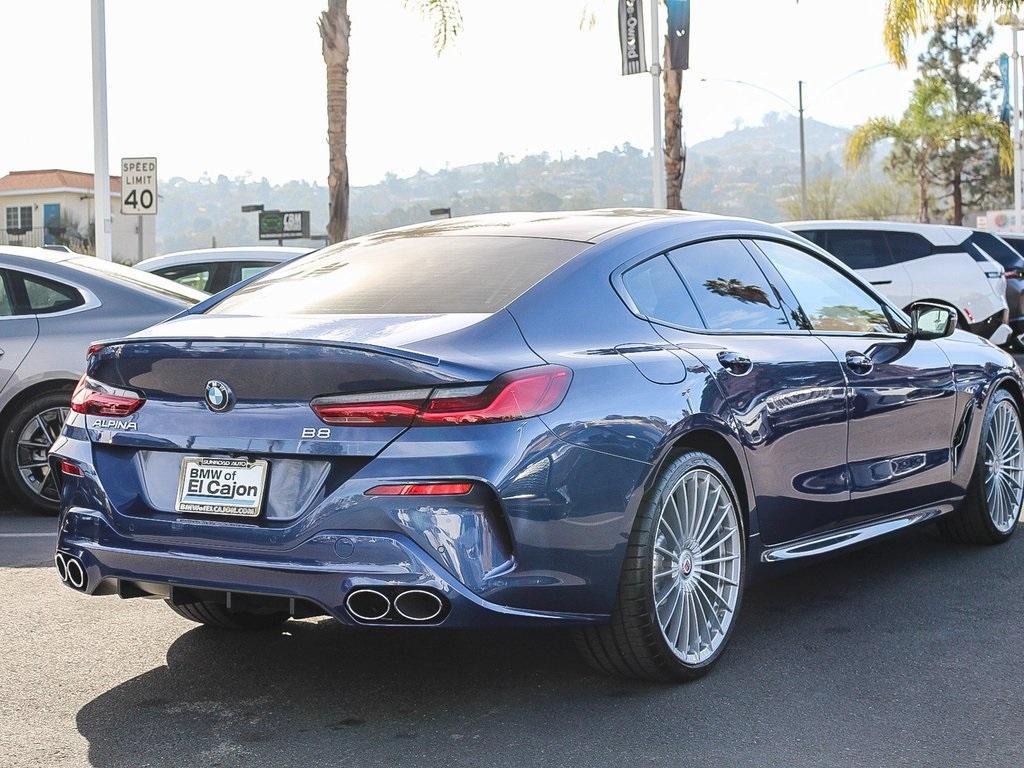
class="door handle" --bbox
[870,280,893,286]
[845,351,874,375]
[717,351,753,376]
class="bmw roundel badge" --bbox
[205,380,234,413]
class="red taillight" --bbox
[70,376,145,417]
[417,366,572,425]
[311,389,430,426]
[1006,269,1023,279]
[365,482,473,496]
[59,461,83,477]
[310,366,572,428]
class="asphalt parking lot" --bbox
[4,354,1024,767]
[2,502,1023,767]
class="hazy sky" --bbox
[0,1,1006,187]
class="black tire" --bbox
[1,388,73,515]
[165,600,290,630]
[575,450,746,682]
[938,389,1022,545]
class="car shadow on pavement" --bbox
[75,526,1024,768]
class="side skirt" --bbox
[759,501,957,563]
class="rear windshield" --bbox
[208,235,587,315]
[69,257,206,304]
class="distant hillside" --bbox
[155,113,851,254]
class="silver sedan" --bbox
[0,246,204,512]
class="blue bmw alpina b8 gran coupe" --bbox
[52,210,1023,681]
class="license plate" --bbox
[175,456,269,517]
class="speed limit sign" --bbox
[120,157,157,215]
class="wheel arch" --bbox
[650,421,756,538]
[0,378,78,434]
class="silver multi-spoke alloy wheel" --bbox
[653,468,742,665]
[984,399,1024,534]
[15,406,69,504]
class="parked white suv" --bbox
[782,221,1011,344]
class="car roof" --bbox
[0,244,77,264]
[136,246,311,272]
[363,209,729,244]
[781,219,972,246]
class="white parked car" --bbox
[782,221,1011,344]
[135,246,310,294]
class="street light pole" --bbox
[650,1,665,209]
[1014,30,1022,232]
[798,80,807,219]
[90,0,112,260]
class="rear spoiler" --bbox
[85,336,442,367]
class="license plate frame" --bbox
[174,456,269,518]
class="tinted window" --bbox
[1000,234,1024,258]
[667,239,789,331]
[19,273,84,314]
[621,255,703,328]
[795,230,826,247]
[0,272,14,316]
[69,258,205,304]
[154,264,214,292]
[885,232,931,264]
[756,240,892,334]
[969,232,1023,268]
[824,230,892,270]
[210,235,587,315]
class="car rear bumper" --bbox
[54,508,607,628]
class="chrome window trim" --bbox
[0,262,101,319]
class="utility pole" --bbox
[650,1,665,209]
[798,80,807,219]
[91,0,112,260]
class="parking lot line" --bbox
[0,532,57,538]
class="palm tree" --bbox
[846,77,1012,222]
[319,1,462,243]
[884,0,1021,66]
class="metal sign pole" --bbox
[650,1,664,209]
[91,0,112,260]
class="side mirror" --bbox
[909,302,957,340]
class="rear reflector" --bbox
[366,482,473,496]
[70,376,145,417]
[311,366,572,428]
[59,461,83,477]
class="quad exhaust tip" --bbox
[345,587,447,623]
[393,589,444,622]
[345,589,391,622]
[55,552,87,591]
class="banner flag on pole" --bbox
[618,0,647,76]
[1001,53,1012,126]
[666,0,691,71]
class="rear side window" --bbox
[885,232,932,263]
[1000,235,1024,258]
[621,255,703,328]
[210,235,587,315]
[667,239,790,331]
[19,273,84,314]
[824,231,893,270]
